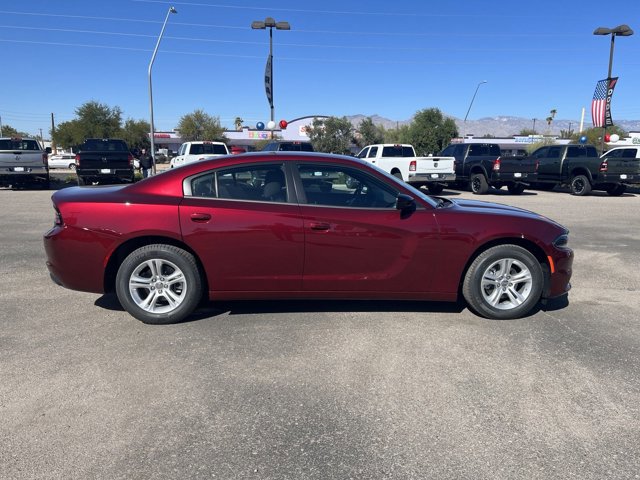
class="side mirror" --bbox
[45,147,52,154]
[396,193,416,218]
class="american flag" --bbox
[591,79,608,128]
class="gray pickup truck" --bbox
[529,144,639,196]
[75,138,135,186]
[0,137,51,189]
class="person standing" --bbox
[139,148,153,178]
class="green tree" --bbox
[519,129,537,136]
[176,109,226,142]
[0,124,30,138]
[120,118,151,151]
[382,124,411,144]
[307,116,354,154]
[404,108,458,155]
[357,117,384,146]
[52,101,123,148]
[570,126,627,153]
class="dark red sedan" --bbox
[44,152,573,324]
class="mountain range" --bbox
[346,114,640,138]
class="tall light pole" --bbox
[462,80,487,139]
[251,17,290,139]
[148,6,177,175]
[593,24,633,151]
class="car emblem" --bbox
[102,157,107,163]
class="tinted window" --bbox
[278,142,313,152]
[531,147,548,158]
[189,164,287,203]
[381,145,414,157]
[82,139,128,152]
[440,145,456,156]
[0,139,40,151]
[357,147,369,159]
[468,144,501,156]
[368,146,378,158]
[547,146,562,159]
[297,164,398,209]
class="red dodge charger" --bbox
[44,152,573,324]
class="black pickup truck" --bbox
[529,144,639,196]
[75,138,134,186]
[439,143,538,194]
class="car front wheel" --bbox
[115,244,203,324]
[463,245,543,319]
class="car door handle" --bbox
[309,222,330,231]
[190,212,212,223]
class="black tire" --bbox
[470,173,489,194]
[462,244,543,320]
[507,183,525,195]
[392,170,403,181]
[427,183,444,195]
[115,244,203,325]
[569,175,592,196]
[606,184,626,196]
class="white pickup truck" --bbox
[169,141,230,169]
[356,144,456,194]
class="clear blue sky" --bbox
[1,0,639,136]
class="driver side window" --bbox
[297,164,398,209]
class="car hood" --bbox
[447,197,566,229]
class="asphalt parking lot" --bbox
[1,183,639,479]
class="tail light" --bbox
[493,157,501,171]
[42,153,48,165]
[535,159,539,172]
[599,160,608,172]
[75,153,81,167]
[409,160,416,172]
[128,152,134,167]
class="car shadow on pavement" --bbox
[95,294,467,322]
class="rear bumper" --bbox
[490,172,538,184]
[408,172,456,184]
[599,172,640,185]
[76,168,134,181]
[0,167,49,185]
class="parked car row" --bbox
[360,141,640,197]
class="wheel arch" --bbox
[104,235,209,295]
[457,237,551,297]
[569,167,593,182]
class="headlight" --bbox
[553,233,569,249]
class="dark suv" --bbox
[261,141,314,152]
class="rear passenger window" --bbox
[189,164,288,203]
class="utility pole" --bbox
[51,113,56,152]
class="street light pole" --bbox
[148,6,177,175]
[593,24,633,151]
[252,17,290,139]
[462,80,487,139]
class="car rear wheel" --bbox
[606,183,626,196]
[470,173,489,194]
[115,244,203,324]
[569,175,591,196]
[463,245,543,320]
[392,170,403,181]
[507,183,525,195]
[427,184,444,195]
